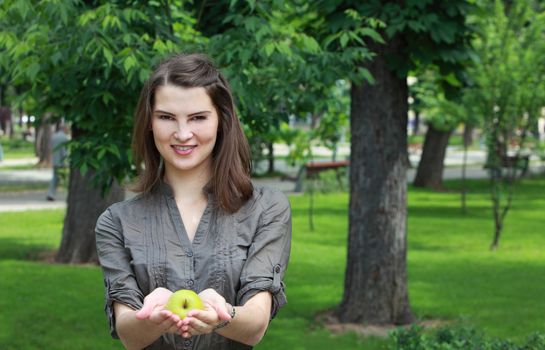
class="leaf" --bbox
[340,32,349,48]
[123,55,137,73]
[301,35,320,54]
[97,147,106,160]
[80,163,88,176]
[101,91,114,105]
[247,0,256,11]
[103,47,113,66]
[264,42,275,57]
[139,68,151,84]
[359,28,384,44]
[51,51,63,65]
[27,61,41,81]
[109,144,121,159]
[358,67,375,84]
[275,41,292,56]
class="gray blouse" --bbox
[95,182,292,350]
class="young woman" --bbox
[95,53,292,350]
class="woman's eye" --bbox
[158,115,174,120]
[191,115,206,121]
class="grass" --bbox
[0,137,35,159]
[407,179,545,340]
[1,177,544,349]
[0,163,39,171]
[0,182,49,193]
[0,210,120,350]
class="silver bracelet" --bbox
[213,303,236,331]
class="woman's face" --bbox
[151,85,219,178]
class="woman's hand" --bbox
[134,287,183,334]
[179,288,232,338]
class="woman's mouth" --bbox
[172,145,196,156]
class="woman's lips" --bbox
[172,145,196,156]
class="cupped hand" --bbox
[135,287,183,334]
[179,288,232,338]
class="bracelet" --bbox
[213,303,236,331]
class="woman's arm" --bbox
[179,290,272,346]
[114,288,183,350]
[216,291,272,345]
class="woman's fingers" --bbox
[213,303,232,321]
[185,309,219,324]
[180,315,213,337]
[136,287,173,320]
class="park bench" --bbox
[292,160,350,192]
[304,160,350,178]
[501,154,530,175]
[485,153,530,177]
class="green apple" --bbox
[165,289,204,319]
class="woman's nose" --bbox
[174,124,193,141]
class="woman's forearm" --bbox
[114,303,166,350]
[215,292,272,346]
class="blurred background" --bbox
[1,0,544,349]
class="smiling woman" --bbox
[151,85,219,179]
[95,53,292,350]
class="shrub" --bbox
[390,326,545,350]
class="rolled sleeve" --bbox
[95,207,144,338]
[236,189,292,319]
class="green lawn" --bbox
[0,137,35,160]
[1,177,544,349]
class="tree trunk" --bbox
[35,114,53,167]
[461,140,468,214]
[267,141,275,174]
[413,110,420,135]
[0,84,4,106]
[336,36,414,325]
[463,124,473,147]
[18,108,23,129]
[413,124,452,189]
[0,106,12,137]
[55,167,124,264]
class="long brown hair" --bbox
[131,53,253,213]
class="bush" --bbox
[390,326,545,350]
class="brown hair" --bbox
[131,53,253,213]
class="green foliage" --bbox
[0,0,204,190]
[464,0,545,247]
[199,0,376,165]
[352,0,476,79]
[390,326,545,350]
[468,0,545,150]
[410,69,469,132]
[274,80,350,168]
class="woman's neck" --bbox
[163,165,211,201]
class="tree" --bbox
[201,0,476,325]
[412,69,470,190]
[467,0,545,249]
[328,0,475,325]
[0,0,203,263]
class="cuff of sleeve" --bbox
[104,279,144,338]
[236,278,287,319]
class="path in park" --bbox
[0,146,543,212]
